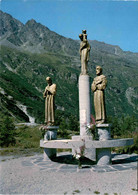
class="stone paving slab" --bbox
[21,161,34,167]
[26,152,138,173]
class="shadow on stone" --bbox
[81,165,91,169]
[52,154,96,166]
[112,154,138,164]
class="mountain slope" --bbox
[0,10,23,36]
[0,10,79,55]
[0,11,138,123]
[0,45,80,123]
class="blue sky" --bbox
[1,0,138,52]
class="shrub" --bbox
[0,116,16,147]
[107,115,138,154]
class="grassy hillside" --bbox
[0,45,80,123]
[0,45,138,124]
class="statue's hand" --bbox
[91,83,97,92]
[43,90,48,97]
[43,93,46,98]
[46,86,49,90]
[96,80,102,85]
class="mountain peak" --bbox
[25,19,50,32]
[25,19,37,25]
[0,10,23,37]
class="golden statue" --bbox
[79,30,91,75]
[91,66,107,124]
[43,77,56,125]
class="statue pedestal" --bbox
[72,135,95,161]
[96,148,111,165]
[96,124,111,141]
[42,126,59,160]
[96,124,111,165]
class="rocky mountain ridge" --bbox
[1,10,138,58]
[0,10,79,56]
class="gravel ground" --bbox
[0,153,137,195]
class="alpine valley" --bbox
[0,10,138,124]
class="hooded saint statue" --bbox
[43,77,56,125]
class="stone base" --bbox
[72,135,93,141]
[44,148,56,161]
[96,148,111,165]
[72,135,96,161]
[84,147,96,161]
[44,130,57,140]
[96,124,111,140]
[40,126,58,160]
[41,126,59,141]
[40,138,134,165]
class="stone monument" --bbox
[72,30,95,161]
[78,30,91,138]
[41,77,58,160]
[91,66,107,124]
[91,66,111,164]
[43,76,56,125]
[79,30,91,75]
[40,31,134,166]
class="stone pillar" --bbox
[72,74,95,161]
[43,126,58,161]
[79,74,91,137]
[96,124,112,165]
